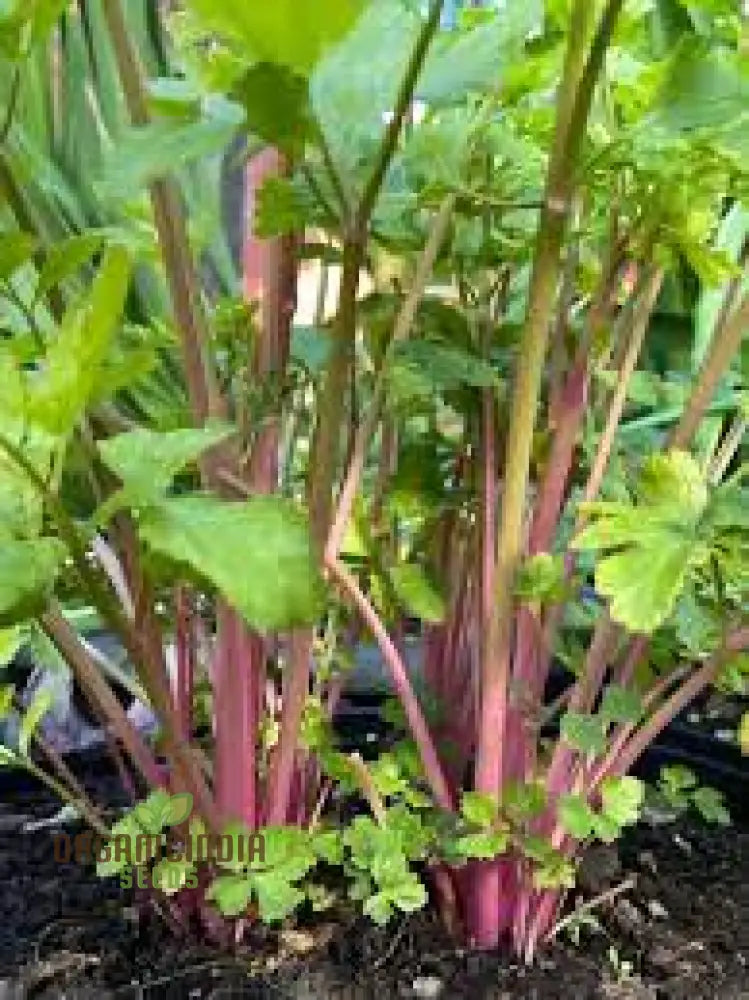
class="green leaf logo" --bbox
[163,793,194,827]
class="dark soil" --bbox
[0,774,747,999]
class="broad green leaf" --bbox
[594,536,697,633]
[651,43,749,133]
[560,711,606,757]
[137,494,323,631]
[311,0,420,189]
[389,564,446,623]
[600,776,644,828]
[97,102,244,198]
[98,424,235,506]
[186,0,365,75]
[0,231,36,281]
[558,794,597,840]
[19,687,53,755]
[417,3,541,104]
[207,874,253,917]
[29,247,131,434]
[0,538,65,626]
[390,340,500,391]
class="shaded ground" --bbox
[0,777,746,999]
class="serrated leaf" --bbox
[454,830,510,859]
[28,247,131,435]
[600,776,644,828]
[638,451,708,518]
[560,712,606,757]
[389,564,446,623]
[207,874,253,917]
[599,685,643,725]
[137,494,323,631]
[558,794,598,840]
[252,872,305,922]
[98,424,234,507]
[363,890,394,925]
[460,791,499,828]
[234,63,312,155]
[514,553,567,602]
[255,174,316,238]
[391,875,428,913]
[0,538,65,626]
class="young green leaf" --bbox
[460,791,499,829]
[19,688,53,755]
[558,794,598,840]
[0,538,65,626]
[600,776,644,829]
[690,786,730,826]
[599,685,643,726]
[207,874,254,917]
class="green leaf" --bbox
[637,451,708,518]
[460,791,499,829]
[417,3,541,104]
[390,874,428,914]
[19,687,53,755]
[98,424,235,511]
[0,625,23,666]
[255,174,317,238]
[233,63,312,155]
[137,494,324,631]
[560,712,606,757]
[389,564,446,623]
[558,794,598,840]
[363,890,394,925]
[97,102,244,198]
[34,233,105,303]
[599,685,643,726]
[454,830,510,860]
[0,231,36,282]
[593,537,697,633]
[252,872,305,922]
[390,340,500,392]
[600,776,644,828]
[0,685,15,718]
[514,553,567,602]
[186,0,366,75]
[207,874,253,917]
[690,786,730,825]
[0,538,65,626]
[29,247,131,435]
[652,43,749,133]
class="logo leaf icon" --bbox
[163,792,193,827]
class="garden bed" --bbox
[0,770,746,1000]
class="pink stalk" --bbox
[328,559,453,811]
[175,585,194,744]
